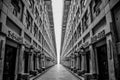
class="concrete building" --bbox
[60,0,71,59]
[60,0,120,80]
[0,0,57,80]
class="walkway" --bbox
[34,64,80,80]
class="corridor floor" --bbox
[34,64,80,80]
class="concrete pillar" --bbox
[81,53,87,72]
[78,53,81,70]
[89,45,97,74]
[36,54,40,70]
[76,52,80,70]
[41,53,45,70]
[71,54,74,70]
[73,54,76,70]
[35,53,37,70]
[29,50,33,71]
[18,45,25,74]
[44,55,46,69]
[70,55,72,69]
[0,34,6,80]
[72,53,75,70]
[69,57,71,68]
[39,54,42,69]
[106,35,116,80]
[74,54,77,70]
[105,10,116,80]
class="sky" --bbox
[52,0,63,63]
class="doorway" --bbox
[24,51,29,73]
[3,44,17,80]
[96,44,109,80]
[86,51,90,73]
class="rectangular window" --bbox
[94,0,102,6]
[39,18,42,27]
[11,0,24,22]
[78,27,81,36]
[90,1,94,22]
[90,0,102,21]
[82,11,89,33]
[11,0,20,16]
[26,11,33,32]
[39,5,43,14]
[80,0,85,13]
[34,24,38,39]
[29,0,35,14]
[35,8,39,20]
[6,17,21,35]
[38,31,41,42]
[24,33,31,43]
[92,17,106,35]
[33,41,37,47]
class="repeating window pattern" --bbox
[9,0,56,58]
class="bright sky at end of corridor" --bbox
[52,0,63,63]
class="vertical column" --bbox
[80,47,87,74]
[36,53,40,70]
[73,53,76,71]
[41,53,45,71]
[35,53,37,71]
[89,45,98,78]
[81,53,87,73]
[70,55,72,70]
[71,53,74,70]
[75,52,79,71]
[0,34,6,80]
[69,57,71,68]
[106,11,116,80]
[74,52,78,73]
[0,8,7,80]
[72,53,75,71]
[29,48,33,72]
[39,54,42,69]
[106,35,116,80]
[18,44,25,74]
[44,55,46,69]
[90,25,97,77]
[38,54,42,73]
[77,53,81,73]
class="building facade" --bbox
[61,0,120,80]
[0,0,57,80]
[60,0,71,58]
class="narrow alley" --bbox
[0,0,120,80]
[32,64,81,80]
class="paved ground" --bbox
[34,64,80,80]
